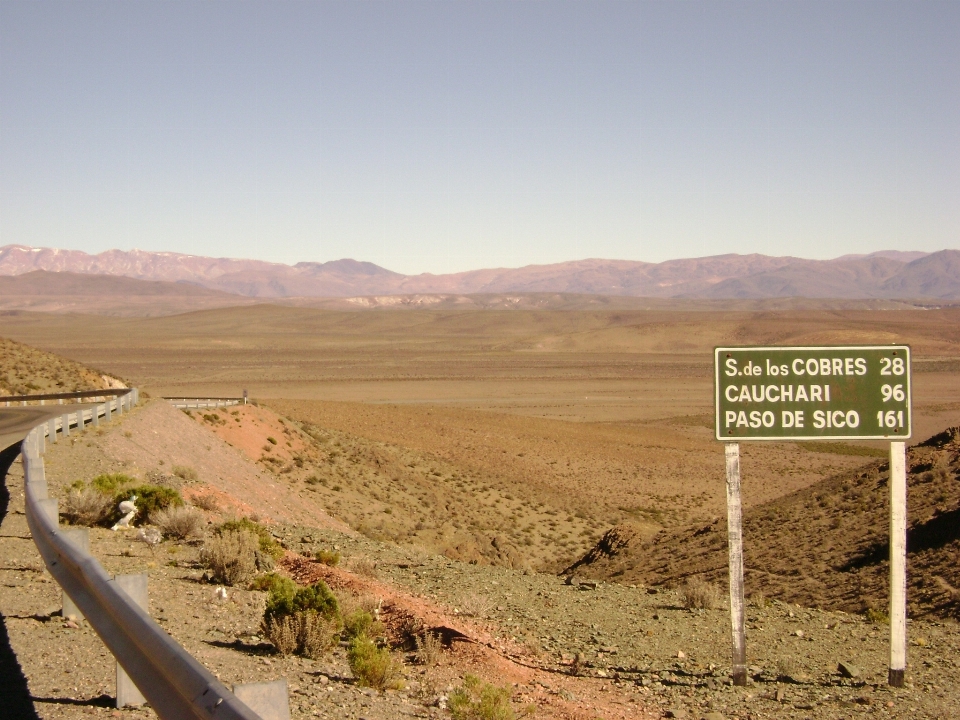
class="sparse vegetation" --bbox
[215,518,284,560]
[191,494,220,512]
[200,529,259,586]
[172,465,199,482]
[414,630,442,665]
[347,634,403,690]
[149,505,205,540]
[448,675,515,720]
[262,579,341,658]
[314,548,341,566]
[61,487,113,526]
[680,576,722,610]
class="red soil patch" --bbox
[280,554,656,719]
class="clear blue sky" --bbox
[1,1,957,274]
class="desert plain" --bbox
[1,296,960,720]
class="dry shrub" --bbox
[150,505,205,540]
[191,494,220,512]
[200,530,258,586]
[172,465,199,482]
[62,488,112,526]
[348,556,378,578]
[680,576,722,610]
[415,631,442,665]
[264,614,298,656]
[264,612,339,659]
[459,592,493,618]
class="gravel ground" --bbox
[2,412,958,720]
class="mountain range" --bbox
[1,244,958,301]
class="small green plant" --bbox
[314,549,341,566]
[266,436,277,445]
[347,634,403,690]
[262,580,341,658]
[448,675,514,720]
[865,607,890,625]
[91,473,137,494]
[250,572,297,597]
[215,518,284,560]
[343,609,384,640]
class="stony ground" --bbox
[0,397,958,720]
[3,448,959,720]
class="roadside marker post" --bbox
[714,346,911,688]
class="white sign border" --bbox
[714,345,912,442]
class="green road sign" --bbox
[715,346,911,441]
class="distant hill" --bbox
[564,427,960,620]
[2,244,958,300]
[0,270,258,317]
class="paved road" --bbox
[0,406,97,453]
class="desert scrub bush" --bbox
[62,487,112,526]
[448,675,515,720]
[314,549,340,566]
[215,518,284,560]
[91,473,137,494]
[106,486,183,527]
[865,607,890,625]
[191,494,220,512]
[262,580,341,658]
[414,630,442,666]
[265,611,338,659]
[172,465,199,482]
[200,530,259,586]
[459,592,493,618]
[149,505,205,540]
[343,608,384,640]
[250,572,297,596]
[347,634,403,690]
[680,576,722,610]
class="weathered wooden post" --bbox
[888,441,907,687]
[724,443,747,686]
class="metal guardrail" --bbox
[164,397,246,409]
[1,388,131,405]
[15,389,265,720]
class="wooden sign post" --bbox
[714,346,911,688]
[724,443,747,686]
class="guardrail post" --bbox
[62,413,71,438]
[92,404,100,427]
[115,573,148,707]
[234,679,291,720]
[47,418,58,443]
[37,498,58,525]
[61,529,90,621]
[78,407,86,431]
[105,400,112,423]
